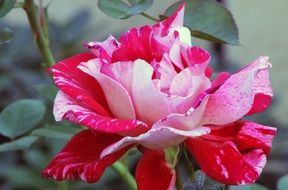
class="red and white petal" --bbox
[78,59,136,120]
[50,52,110,116]
[42,130,129,183]
[112,26,153,63]
[185,46,211,71]
[185,121,276,185]
[201,56,272,125]
[185,138,267,185]
[101,126,210,158]
[234,121,276,155]
[136,150,176,190]
[54,91,149,136]
[154,3,185,36]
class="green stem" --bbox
[140,12,160,22]
[23,0,55,68]
[183,147,195,181]
[14,2,24,8]
[175,165,184,190]
[57,181,70,190]
[111,161,137,190]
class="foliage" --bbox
[98,0,239,45]
[164,0,239,45]
[98,0,153,19]
[0,0,17,18]
[0,99,46,138]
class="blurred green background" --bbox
[0,0,287,190]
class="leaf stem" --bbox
[23,0,55,68]
[140,12,160,22]
[111,161,137,190]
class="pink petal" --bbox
[50,52,110,117]
[85,35,119,64]
[158,96,209,131]
[42,130,129,183]
[157,54,178,92]
[136,150,176,190]
[78,59,136,120]
[185,121,276,185]
[167,40,186,71]
[54,91,149,136]
[243,56,273,115]
[201,56,272,125]
[169,68,195,96]
[168,72,211,114]
[206,72,231,94]
[101,126,210,158]
[131,59,170,125]
[100,97,210,157]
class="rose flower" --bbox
[42,4,276,189]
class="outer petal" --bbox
[50,52,110,117]
[234,121,276,155]
[185,121,276,185]
[78,59,136,120]
[101,126,210,158]
[201,56,272,125]
[42,130,129,183]
[54,91,149,136]
[136,150,176,190]
[244,56,273,115]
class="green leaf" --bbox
[0,136,38,152]
[0,0,16,18]
[184,170,224,190]
[0,165,55,189]
[0,27,13,44]
[34,84,58,102]
[165,0,239,45]
[0,99,46,138]
[31,124,81,140]
[98,0,153,19]
[165,146,180,168]
[229,184,268,190]
[277,174,288,190]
